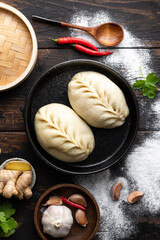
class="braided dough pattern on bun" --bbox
[68,71,129,129]
[34,103,95,162]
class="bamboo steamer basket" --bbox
[0,2,38,91]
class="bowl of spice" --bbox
[0,157,36,199]
[0,2,38,91]
[34,183,100,240]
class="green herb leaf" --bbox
[146,73,159,84]
[0,221,9,234]
[133,80,145,89]
[0,201,17,238]
[0,217,17,233]
[0,228,15,238]
[6,217,17,231]
[132,71,159,99]
[0,201,15,219]
[0,212,6,222]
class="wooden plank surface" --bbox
[0,48,159,98]
[1,95,160,132]
[0,48,160,132]
[0,0,160,239]
[5,0,160,48]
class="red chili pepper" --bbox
[71,44,113,56]
[50,37,98,51]
[60,196,86,211]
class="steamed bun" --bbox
[34,103,95,162]
[68,71,129,129]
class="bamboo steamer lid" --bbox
[0,2,38,91]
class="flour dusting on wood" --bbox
[69,11,153,83]
[126,132,160,214]
[75,172,136,239]
[151,99,160,130]
[75,130,160,239]
[69,10,160,240]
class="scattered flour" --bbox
[151,99,160,130]
[102,49,151,84]
[75,131,160,239]
[75,172,136,240]
[69,10,141,48]
[69,10,153,83]
[70,9,160,240]
[126,132,160,214]
[152,99,160,113]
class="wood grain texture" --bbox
[0,98,25,131]
[3,0,160,48]
[0,48,159,98]
[0,130,159,240]
[0,96,160,131]
[0,130,149,157]
[0,0,160,239]
[0,48,159,132]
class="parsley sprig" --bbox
[0,201,17,237]
[133,68,159,99]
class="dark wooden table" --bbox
[0,0,160,239]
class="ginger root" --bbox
[5,161,31,171]
[16,171,32,200]
[0,169,33,199]
[24,186,33,199]
[3,180,18,198]
[0,170,21,198]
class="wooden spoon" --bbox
[32,15,124,46]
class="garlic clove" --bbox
[127,191,144,204]
[40,206,47,214]
[43,196,63,206]
[110,181,123,200]
[75,209,88,227]
[68,194,87,207]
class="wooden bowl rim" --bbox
[0,2,38,91]
[34,183,100,240]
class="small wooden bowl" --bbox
[34,183,100,240]
[0,2,38,91]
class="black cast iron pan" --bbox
[25,59,139,175]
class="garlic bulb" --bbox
[41,205,73,238]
